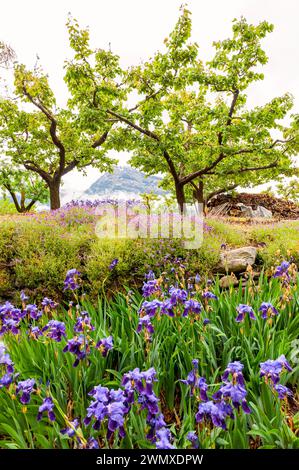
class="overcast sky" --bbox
[1,0,298,199]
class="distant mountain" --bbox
[84,166,168,199]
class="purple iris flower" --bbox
[222,361,245,386]
[183,299,202,317]
[41,298,58,309]
[203,318,211,326]
[216,382,251,413]
[28,326,43,340]
[142,280,160,298]
[74,312,95,333]
[0,318,20,336]
[63,336,87,367]
[180,359,208,400]
[156,427,175,449]
[160,299,175,317]
[16,378,35,404]
[235,304,256,323]
[20,291,29,302]
[61,418,80,437]
[84,385,127,439]
[187,431,199,449]
[196,400,233,430]
[109,258,119,270]
[145,270,156,280]
[169,287,188,306]
[202,291,218,300]
[37,397,56,422]
[80,437,99,449]
[137,315,154,336]
[273,261,290,279]
[274,384,293,400]
[0,344,14,374]
[260,355,292,385]
[42,320,66,342]
[139,299,162,318]
[64,269,81,291]
[25,304,42,320]
[259,302,279,319]
[96,336,113,357]
[194,274,201,284]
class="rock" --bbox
[253,205,272,218]
[218,246,257,273]
[219,274,239,288]
[237,203,272,218]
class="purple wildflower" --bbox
[43,320,66,342]
[259,302,279,319]
[63,336,87,367]
[156,427,175,449]
[16,378,35,404]
[74,312,94,333]
[180,359,208,400]
[273,261,290,279]
[137,315,154,336]
[96,336,113,357]
[25,304,42,320]
[187,431,199,449]
[183,299,202,317]
[235,304,256,323]
[274,384,293,400]
[61,418,80,437]
[139,299,162,318]
[37,397,56,422]
[64,269,81,291]
[202,291,218,300]
[169,287,188,305]
[109,258,119,270]
[142,279,160,298]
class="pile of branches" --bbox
[208,192,299,219]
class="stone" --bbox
[236,203,272,218]
[218,246,257,273]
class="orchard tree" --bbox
[110,8,298,211]
[0,41,15,67]
[0,19,126,209]
[0,163,48,212]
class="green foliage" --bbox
[0,163,48,212]
[277,177,299,203]
[0,211,298,301]
[0,271,298,448]
[0,199,17,215]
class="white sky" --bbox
[1,0,299,199]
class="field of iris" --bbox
[1,258,299,449]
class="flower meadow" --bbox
[0,260,299,449]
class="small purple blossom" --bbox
[259,302,278,319]
[37,397,56,422]
[202,291,218,300]
[142,279,160,298]
[43,320,66,342]
[137,315,154,336]
[61,418,80,437]
[273,261,290,279]
[63,336,87,367]
[109,258,119,270]
[235,304,256,323]
[139,299,162,317]
[183,299,202,317]
[16,378,35,404]
[96,336,113,357]
[274,384,293,400]
[156,427,175,449]
[64,269,81,291]
[187,431,199,449]
[74,312,94,333]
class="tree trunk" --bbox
[175,182,186,214]
[49,179,61,210]
[192,180,204,204]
